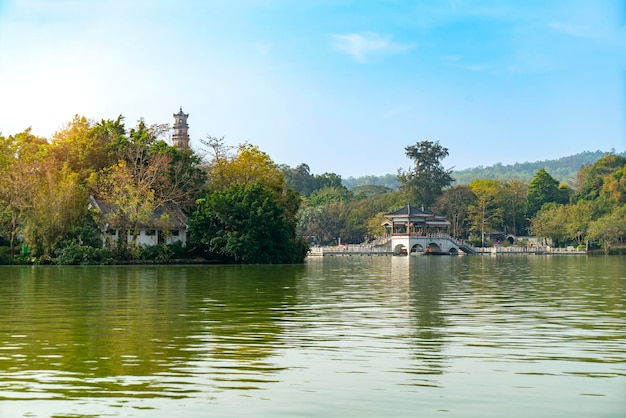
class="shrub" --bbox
[53,242,115,265]
[0,246,11,265]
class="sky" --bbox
[0,0,625,177]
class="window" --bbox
[145,230,156,236]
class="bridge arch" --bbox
[411,244,424,253]
[428,242,442,253]
[393,243,407,255]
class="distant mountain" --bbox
[342,149,626,190]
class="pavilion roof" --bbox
[383,204,450,226]
[383,204,442,218]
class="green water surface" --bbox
[0,256,624,417]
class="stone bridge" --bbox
[391,233,478,255]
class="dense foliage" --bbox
[1,116,624,264]
[190,138,309,264]
[0,119,314,264]
[189,182,308,263]
[296,149,626,253]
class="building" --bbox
[383,204,459,254]
[89,195,188,248]
[172,107,189,149]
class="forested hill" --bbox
[452,150,626,185]
[343,149,626,189]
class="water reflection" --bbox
[0,257,624,418]
[0,265,304,400]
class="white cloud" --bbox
[332,31,412,63]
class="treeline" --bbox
[0,117,308,265]
[2,115,625,265]
[289,142,626,253]
[343,150,626,189]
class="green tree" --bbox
[433,185,475,239]
[530,203,570,247]
[189,182,308,263]
[0,130,48,255]
[565,200,597,246]
[526,168,568,218]
[22,163,88,258]
[398,140,454,207]
[283,163,316,196]
[297,200,348,245]
[500,179,528,236]
[575,153,626,201]
[587,205,626,254]
[467,179,503,245]
[599,165,626,205]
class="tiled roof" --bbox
[384,204,440,218]
[89,195,187,229]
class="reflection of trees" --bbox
[0,265,302,399]
[190,265,302,389]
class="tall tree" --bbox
[0,130,48,255]
[467,179,503,245]
[526,168,568,218]
[500,179,528,236]
[398,140,454,207]
[22,163,88,257]
[433,185,476,239]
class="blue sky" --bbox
[0,0,624,177]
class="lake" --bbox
[0,255,624,417]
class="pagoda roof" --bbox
[384,204,441,218]
[173,106,188,117]
[383,204,450,226]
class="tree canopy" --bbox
[397,140,454,207]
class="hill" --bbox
[342,149,626,190]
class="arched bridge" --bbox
[391,234,479,255]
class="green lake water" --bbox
[0,255,624,417]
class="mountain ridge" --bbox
[342,149,626,190]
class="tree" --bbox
[398,140,454,207]
[93,161,157,257]
[575,153,626,201]
[203,140,285,194]
[283,163,316,196]
[599,165,626,205]
[189,182,308,263]
[526,168,568,218]
[587,205,626,254]
[297,201,348,245]
[22,163,88,258]
[0,130,48,255]
[467,179,503,245]
[433,185,475,239]
[565,201,597,246]
[499,179,528,236]
[530,203,570,247]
